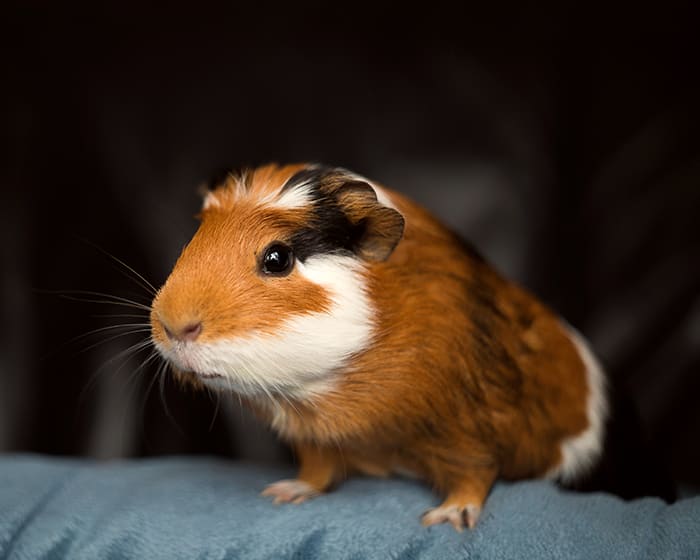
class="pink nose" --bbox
[163,321,202,342]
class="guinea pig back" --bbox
[150,163,607,530]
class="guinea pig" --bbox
[150,163,607,531]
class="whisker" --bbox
[71,322,152,342]
[91,313,151,320]
[79,338,154,404]
[73,291,152,309]
[38,289,154,312]
[141,356,164,410]
[158,363,186,437]
[136,352,165,429]
[62,296,151,312]
[98,336,153,368]
[111,341,156,375]
[208,388,222,432]
[77,237,158,296]
[56,322,152,358]
[224,373,244,414]
[124,349,161,391]
[116,350,162,431]
[128,352,165,454]
[77,328,153,355]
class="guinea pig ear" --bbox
[337,181,405,262]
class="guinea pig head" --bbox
[150,164,404,398]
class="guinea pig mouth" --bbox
[160,344,224,380]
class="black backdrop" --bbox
[2,5,699,498]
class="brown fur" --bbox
[151,164,593,528]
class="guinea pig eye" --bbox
[261,243,294,276]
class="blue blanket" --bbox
[1,455,698,559]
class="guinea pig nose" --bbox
[164,321,203,342]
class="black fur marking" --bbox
[281,166,329,194]
[290,204,367,262]
[283,166,368,262]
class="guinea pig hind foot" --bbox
[421,503,481,532]
[261,479,321,505]
[421,467,495,531]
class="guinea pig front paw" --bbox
[261,479,321,505]
[421,503,482,532]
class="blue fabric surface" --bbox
[0,455,698,559]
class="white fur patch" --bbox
[202,191,221,210]
[157,255,373,400]
[550,325,608,482]
[272,180,316,209]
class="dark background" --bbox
[2,5,699,498]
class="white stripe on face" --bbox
[271,178,317,209]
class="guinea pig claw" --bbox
[421,503,482,532]
[464,505,481,529]
[261,479,319,504]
